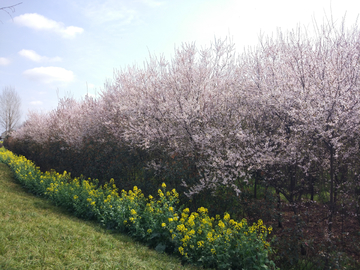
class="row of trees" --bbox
[9,17,360,228]
[4,15,360,268]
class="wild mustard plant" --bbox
[0,147,277,270]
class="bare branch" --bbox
[0,86,22,135]
[0,2,22,21]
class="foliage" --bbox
[0,147,276,270]
[3,15,360,268]
[0,163,201,270]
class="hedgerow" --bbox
[0,147,276,270]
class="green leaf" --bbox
[155,243,166,253]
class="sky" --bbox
[0,0,360,131]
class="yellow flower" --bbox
[197,241,204,247]
[211,248,216,254]
[73,195,78,200]
[172,188,178,197]
[169,206,174,212]
[177,224,186,232]
[181,235,190,243]
[178,246,184,255]
[229,219,236,226]
[218,220,225,229]
[161,183,166,188]
[168,218,173,222]
[131,209,137,215]
[207,232,214,242]
[161,223,166,227]
[198,207,208,214]
[147,229,152,234]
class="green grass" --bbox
[0,163,202,270]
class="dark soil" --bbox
[271,200,360,269]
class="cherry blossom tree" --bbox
[241,17,360,230]
[9,16,360,233]
[102,39,258,196]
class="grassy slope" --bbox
[0,163,202,270]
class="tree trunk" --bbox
[310,177,314,201]
[328,146,335,232]
[254,175,257,199]
[277,189,283,228]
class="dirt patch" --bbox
[271,200,360,268]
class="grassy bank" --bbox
[0,163,201,270]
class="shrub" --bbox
[0,147,276,270]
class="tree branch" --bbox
[0,2,22,21]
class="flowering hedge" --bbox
[0,147,276,269]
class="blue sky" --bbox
[0,0,360,129]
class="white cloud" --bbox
[18,49,62,62]
[14,13,84,38]
[0,57,11,66]
[82,1,138,24]
[23,67,74,84]
[30,101,43,105]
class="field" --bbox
[0,163,202,270]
